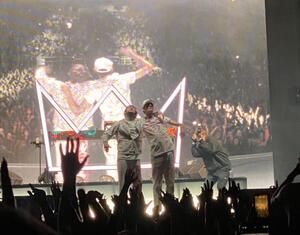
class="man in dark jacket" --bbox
[191,128,231,189]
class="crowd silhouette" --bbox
[0,137,299,235]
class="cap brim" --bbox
[95,68,112,73]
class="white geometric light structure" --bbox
[36,82,130,171]
[36,77,186,172]
[160,77,186,168]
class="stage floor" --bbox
[6,152,274,189]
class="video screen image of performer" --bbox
[191,127,231,190]
[35,64,96,182]
[102,105,143,193]
[0,1,271,189]
[85,47,154,180]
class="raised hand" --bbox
[192,132,200,141]
[160,190,179,215]
[1,158,15,208]
[91,191,111,215]
[50,180,62,199]
[123,168,137,189]
[228,178,240,199]
[157,111,164,119]
[228,178,241,218]
[217,187,229,204]
[111,194,121,214]
[180,188,194,211]
[28,183,47,205]
[160,190,175,205]
[59,137,89,181]
[198,180,214,204]
[28,183,56,228]
[119,47,134,56]
[50,180,62,213]
[87,190,109,222]
[77,188,90,222]
[287,157,300,181]
[272,158,300,204]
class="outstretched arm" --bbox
[34,66,61,94]
[168,119,183,127]
[155,112,183,127]
[58,137,88,233]
[120,47,154,80]
[271,158,300,203]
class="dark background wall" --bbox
[266,0,300,183]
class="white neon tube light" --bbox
[36,77,186,172]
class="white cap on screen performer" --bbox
[94,57,113,73]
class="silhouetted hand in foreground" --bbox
[180,188,195,213]
[59,137,89,182]
[1,158,15,208]
[160,190,179,214]
[198,180,214,205]
[119,169,137,199]
[28,184,56,229]
[228,179,240,194]
[287,157,300,181]
[58,138,88,234]
[228,178,240,205]
[87,190,109,224]
[50,181,61,214]
[272,158,300,203]
[28,183,47,205]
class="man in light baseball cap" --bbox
[94,57,114,74]
[141,97,183,211]
[142,98,155,109]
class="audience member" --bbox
[2,138,298,235]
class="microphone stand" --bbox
[31,137,44,179]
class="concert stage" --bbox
[2,152,273,216]
[5,152,274,189]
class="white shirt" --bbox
[85,72,137,121]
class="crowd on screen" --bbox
[186,95,271,155]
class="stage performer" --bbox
[141,99,183,210]
[191,127,231,189]
[102,105,143,193]
[86,47,154,180]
